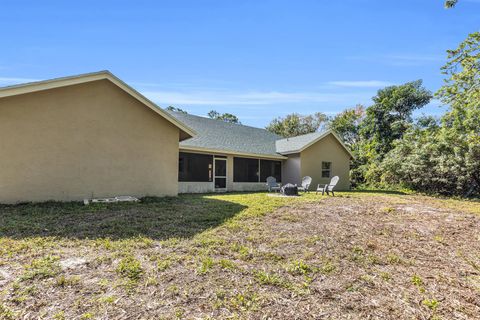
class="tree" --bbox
[354,80,432,185]
[266,112,329,138]
[328,105,365,148]
[207,110,241,124]
[166,106,187,114]
[359,80,432,158]
[380,32,480,196]
[445,0,458,8]
[435,31,480,195]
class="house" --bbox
[0,71,352,203]
[0,71,194,203]
[169,112,353,193]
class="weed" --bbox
[0,303,16,320]
[260,251,284,262]
[433,235,445,244]
[411,274,423,287]
[382,207,395,214]
[380,272,391,281]
[174,308,184,318]
[422,298,439,311]
[386,253,402,265]
[80,313,94,319]
[53,311,66,320]
[307,235,323,244]
[116,256,143,281]
[218,259,237,270]
[351,246,365,262]
[254,270,282,286]
[21,255,61,281]
[230,243,251,260]
[97,295,116,304]
[229,291,259,311]
[142,276,156,287]
[55,275,80,287]
[320,259,337,274]
[286,260,316,275]
[198,256,215,274]
[156,259,172,272]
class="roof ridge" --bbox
[168,111,282,137]
[276,130,326,142]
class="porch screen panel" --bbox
[178,152,213,182]
[233,157,259,182]
[260,160,282,182]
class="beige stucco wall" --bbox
[178,182,215,193]
[300,134,351,190]
[282,153,301,186]
[0,79,180,203]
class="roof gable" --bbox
[0,71,195,140]
[276,130,354,157]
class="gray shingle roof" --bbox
[168,111,283,157]
[275,131,328,154]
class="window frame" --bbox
[321,161,332,178]
[260,159,282,183]
[233,157,260,182]
[178,152,213,182]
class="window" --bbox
[260,160,282,182]
[322,161,331,178]
[233,157,259,182]
[178,152,213,182]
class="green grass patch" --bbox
[116,256,143,281]
[21,255,61,281]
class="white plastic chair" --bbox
[297,176,312,193]
[266,176,281,192]
[316,176,339,196]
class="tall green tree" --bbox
[380,32,480,196]
[436,31,480,194]
[359,80,432,158]
[329,105,365,148]
[266,112,329,138]
[207,110,241,124]
[354,80,432,185]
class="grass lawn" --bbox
[0,192,479,319]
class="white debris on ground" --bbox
[84,195,140,205]
[60,257,87,270]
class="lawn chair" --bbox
[266,176,281,192]
[297,176,312,193]
[316,176,339,196]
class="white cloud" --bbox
[142,90,372,107]
[328,80,394,88]
[143,89,373,106]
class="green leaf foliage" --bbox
[266,112,329,138]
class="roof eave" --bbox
[180,146,288,160]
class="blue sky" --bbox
[1,0,479,127]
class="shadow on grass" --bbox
[0,194,247,240]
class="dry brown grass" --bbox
[0,192,479,319]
